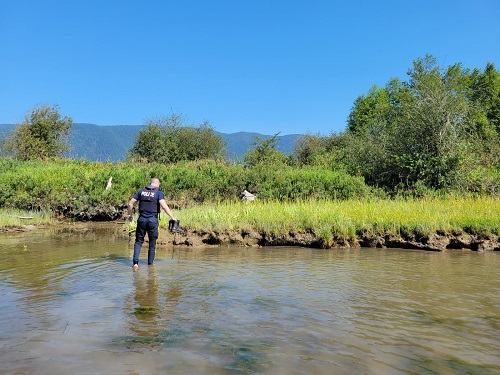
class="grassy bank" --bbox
[1,158,499,248]
[177,196,500,243]
[2,197,498,250]
[0,209,54,229]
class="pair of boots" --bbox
[168,219,184,234]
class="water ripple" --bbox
[1,239,499,374]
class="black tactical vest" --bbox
[138,185,160,216]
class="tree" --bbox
[469,62,500,137]
[347,85,391,135]
[342,55,500,192]
[244,133,287,166]
[293,133,327,165]
[127,123,167,163]
[5,105,73,160]
[293,132,347,168]
[386,56,473,189]
[128,113,227,164]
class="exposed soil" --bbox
[3,222,499,252]
[159,228,500,252]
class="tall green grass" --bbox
[0,209,54,229]
[178,196,500,242]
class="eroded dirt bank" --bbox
[161,228,500,252]
[2,222,498,251]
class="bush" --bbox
[0,158,372,220]
[245,165,370,201]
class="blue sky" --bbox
[1,1,499,135]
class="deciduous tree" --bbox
[128,113,226,164]
[343,55,500,192]
[5,105,73,160]
[244,133,287,166]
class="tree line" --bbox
[2,55,499,197]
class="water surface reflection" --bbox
[0,226,498,374]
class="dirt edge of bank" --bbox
[162,228,500,252]
[2,223,499,252]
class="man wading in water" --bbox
[127,178,177,271]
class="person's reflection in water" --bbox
[130,266,161,338]
[164,281,182,315]
[129,266,183,341]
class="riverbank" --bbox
[2,196,499,252]
[164,227,500,251]
[2,220,499,252]
[0,209,54,233]
[170,197,500,251]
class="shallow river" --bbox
[0,224,499,375]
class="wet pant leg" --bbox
[146,217,159,265]
[133,217,148,265]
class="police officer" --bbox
[127,177,177,270]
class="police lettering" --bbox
[141,191,156,199]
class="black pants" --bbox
[133,216,158,265]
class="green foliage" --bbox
[5,105,73,160]
[469,62,500,137]
[244,164,369,201]
[0,158,374,220]
[291,56,500,196]
[181,196,500,240]
[244,133,288,166]
[0,123,302,162]
[0,158,132,219]
[0,208,54,228]
[382,56,485,191]
[337,55,500,193]
[127,113,227,163]
[466,62,500,167]
[156,159,246,205]
[1,55,499,222]
[293,132,352,171]
[128,123,166,163]
[347,85,391,135]
[293,133,330,166]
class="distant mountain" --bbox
[0,123,301,162]
[0,124,15,135]
[68,124,141,161]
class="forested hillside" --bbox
[0,123,300,161]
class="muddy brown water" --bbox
[1,224,499,374]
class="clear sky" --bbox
[1,1,499,135]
